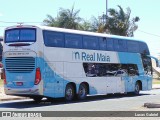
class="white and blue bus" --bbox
[3,25,154,101]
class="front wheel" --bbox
[32,97,43,103]
[65,84,75,101]
[134,82,140,95]
[77,83,87,100]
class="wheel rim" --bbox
[79,86,86,97]
[79,85,86,98]
[66,87,73,100]
[135,83,139,93]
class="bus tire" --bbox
[77,83,87,100]
[134,82,140,95]
[65,84,75,101]
[32,97,43,103]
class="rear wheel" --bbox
[77,83,87,100]
[65,84,75,101]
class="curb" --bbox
[0,97,29,101]
[144,103,160,108]
[152,87,160,89]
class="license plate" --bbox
[16,82,23,86]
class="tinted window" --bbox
[141,55,152,75]
[128,64,139,76]
[114,39,127,52]
[107,39,114,51]
[139,42,150,54]
[83,36,99,50]
[114,39,119,51]
[83,63,139,77]
[118,39,127,52]
[43,31,64,47]
[127,41,139,53]
[99,37,107,50]
[5,28,36,43]
[65,33,82,49]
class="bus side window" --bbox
[99,37,107,50]
[83,36,99,50]
[118,39,127,52]
[106,39,114,51]
[128,64,139,76]
[141,55,152,75]
[65,33,82,49]
[139,42,150,54]
[113,39,119,51]
[43,30,64,47]
[127,41,139,53]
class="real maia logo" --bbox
[73,51,110,62]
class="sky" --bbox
[0,0,160,56]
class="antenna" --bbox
[17,22,24,25]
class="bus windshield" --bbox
[5,28,36,43]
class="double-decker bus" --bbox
[2,25,154,102]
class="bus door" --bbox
[123,64,139,92]
[123,76,134,92]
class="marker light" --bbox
[34,68,41,85]
[2,69,6,85]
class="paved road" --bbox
[0,89,160,120]
[0,89,160,111]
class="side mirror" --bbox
[147,55,159,67]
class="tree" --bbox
[43,14,58,27]
[80,20,92,31]
[105,5,140,37]
[43,5,83,30]
[89,16,106,33]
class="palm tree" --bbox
[80,20,92,31]
[43,5,83,30]
[43,14,58,27]
[90,16,106,33]
[105,5,140,37]
[58,5,82,29]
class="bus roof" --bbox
[5,25,146,44]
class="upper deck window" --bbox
[99,37,107,50]
[5,28,36,43]
[127,41,139,53]
[43,30,64,47]
[83,36,99,50]
[139,42,150,54]
[42,30,150,55]
[65,33,82,49]
[114,39,127,52]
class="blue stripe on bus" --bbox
[118,52,152,91]
[37,57,98,98]
[3,53,151,98]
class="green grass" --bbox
[152,77,160,84]
[153,80,160,84]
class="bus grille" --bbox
[5,57,35,73]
